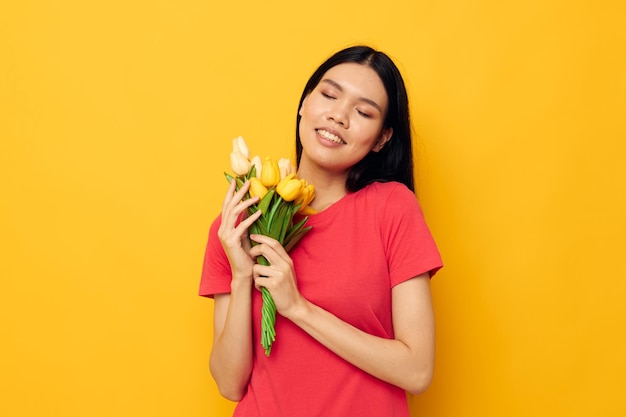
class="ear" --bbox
[372,127,393,152]
[298,95,309,117]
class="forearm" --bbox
[284,278,435,394]
[248,234,436,394]
[209,280,254,401]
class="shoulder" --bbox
[361,181,414,197]
[358,181,420,210]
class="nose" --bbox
[326,103,349,128]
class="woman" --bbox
[200,45,443,417]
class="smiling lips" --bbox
[316,129,344,144]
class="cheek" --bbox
[298,103,312,123]
[354,122,384,145]
[301,95,328,117]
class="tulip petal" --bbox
[261,157,280,187]
[250,155,262,178]
[233,136,250,159]
[298,205,318,215]
[278,158,293,179]
[230,151,251,176]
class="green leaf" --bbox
[265,197,283,230]
[260,286,276,356]
[249,221,261,236]
[255,217,268,236]
[278,203,294,244]
[276,202,292,242]
[284,216,308,243]
[258,188,275,215]
[284,226,312,252]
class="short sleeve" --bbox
[380,184,443,287]
[198,214,232,297]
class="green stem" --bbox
[257,255,277,356]
[260,286,276,356]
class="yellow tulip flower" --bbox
[230,151,250,176]
[249,177,268,199]
[261,157,280,187]
[223,136,316,357]
[278,158,293,179]
[276,174,304,202]
[232,136,250,159]
[250,155,262,178]
[296,183,316,212]
[298,205,318,215]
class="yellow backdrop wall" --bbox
[2,0,625,416]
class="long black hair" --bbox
[296,45,414,192]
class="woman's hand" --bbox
[249,234,305,318]
[210,180,260,400]
[217,179,262,285]
[248,231,435,394]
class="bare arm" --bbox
[288,275,435,394]
[208,180,261,401]
[249,234,436,394]
[209,288,252,401]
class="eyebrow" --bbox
[320,78,383,113]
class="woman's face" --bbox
[298,63,393,176]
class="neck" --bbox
[297,162,349,212]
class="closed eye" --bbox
[357,109,372,118]
[321,92,336,100]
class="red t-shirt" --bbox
[200,181,443,417]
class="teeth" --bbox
[318,129,343,144]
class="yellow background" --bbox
[2,0,625,416]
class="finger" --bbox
[223,179,252,211]
[249,234,288,257]
[238,194,260,213]
[249,244,289,269]
[232,180,251,202]
[253,267,284,294]
[249,233,281,248]
[253,276,275,292]
[252,263,274,280]
[236,208,262,234]
[249,242,271,261]
[253,278,266,291]
[221,183,258,230]
[228,181,251,211]
[220,180,241,230]
[229,197,260,232]
[222,204,261,247]
[221,178,238,211]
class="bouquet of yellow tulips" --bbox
[226,136,315,356]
